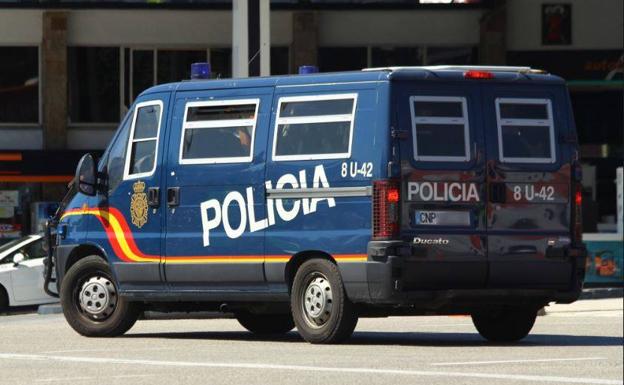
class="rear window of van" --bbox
[409,96,470,162]
[495,98,556,163]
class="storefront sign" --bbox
[0,191,19,207]
[542,4,572,45]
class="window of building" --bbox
[425,46,477,65]
[0,46,39,124]
[68,47,120,123]
[410,96,470,161]
[157,50,208,83]
[371,47,423,67]
[124,101,162,179]
[319,47,367,72]
[495,98,556,163]
[180,99,259,164]
[271,47,290,75]
[273,94,357,161]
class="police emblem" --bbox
[130,181,148,228]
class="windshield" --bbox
[0,237,30,258]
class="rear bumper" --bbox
[348,241,587,310]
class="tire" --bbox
[291,258,358,344]
[60,255,140,337]
[472,307,538,342]
[0,286,8,314]
[236,311,295,334]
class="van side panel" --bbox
[263,82,389,299]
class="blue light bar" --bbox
[298,65,319,75]
[191,62,211,79]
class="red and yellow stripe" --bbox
[60,207,368,264]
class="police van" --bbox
[46,65,587,344]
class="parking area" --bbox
[0,298,622,385]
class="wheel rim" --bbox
[301,273,333,329]
[77,275,117,321]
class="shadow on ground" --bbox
[123,330,624,347]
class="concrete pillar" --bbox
[479,0,506,65]
[42,11,68,150]
[232,0,249,78]
[291,12,318,73]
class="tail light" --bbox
[464,70,494,79]
[572,182,583,244]
[373,179,400,240]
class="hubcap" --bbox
[301,275,333,328]
[78,276,117,320]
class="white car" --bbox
[0,235,57,312]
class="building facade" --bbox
[0,0,622,240]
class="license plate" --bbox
[414,210,471,227]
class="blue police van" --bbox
[45,65,587,344]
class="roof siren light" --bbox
[191,62,211,80]
[298,65,319,75]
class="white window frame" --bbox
[495,98,556,164]
[272,93,358,161]
[123,100,164,180]
[179,98,260,165]
[409,96,471,162]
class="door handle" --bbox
[167,187,180,207]
[147,187,160,208]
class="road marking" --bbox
[0,353,620,385]
[41,347,175,354]
[431,357,606,366]
[36,374,153,383]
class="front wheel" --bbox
[235,311,294,334]
[60,255,140,337]
[472,307,538,342]
[291,259,358,344]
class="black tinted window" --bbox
[280,99,353,117]
[183,126,253,159]
[129,141,157,174]
[181,101,257,162]
[415,124,466,158]
[187,104,256,122]
[496,99,554,162]
[501,125,551,159]
[413,101,463,118]
[275,122,350,156]
[411,97,469,161]
[500,103,548,120]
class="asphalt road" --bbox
[0,299,622,385]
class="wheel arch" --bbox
[0,283,9,308]
[61,243,108,278]
[284,250,336,293]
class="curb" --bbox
[37,303,62,315]
[580,287,624,300]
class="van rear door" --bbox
[482,83,574,289]
[397,82,488,290]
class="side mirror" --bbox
[75,153,98,196]
[13,252,25,266]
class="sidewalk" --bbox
[545,297,623,315]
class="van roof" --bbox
[140,66,565,97]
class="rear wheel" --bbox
[235,311,294,334]
[60,255,140,337]
[472,307,538,342]
[291,259,358,344]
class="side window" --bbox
[272,93,357,161]
[409,96,470,162]
[19,239,46,260]
[106,112,132,193]
[179,99,259,164]
[124,101,163,179]
[495,98,555,163]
